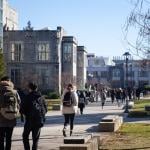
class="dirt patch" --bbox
[99,132,150,150]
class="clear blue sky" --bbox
[9,0,133,58]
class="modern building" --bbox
[86,53,114,89]
[87,53,150,89]
[3,0,18,30]
[0,0,3,49]
[3,25,87,94]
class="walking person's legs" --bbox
[63,114,69,137]
[23,124,31,150]
[69,113,75,136]
[5,127,14,150]
[0,127,5,150]
[80,106,84,114]
[32,127,41,150]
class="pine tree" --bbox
[0,49,6,79]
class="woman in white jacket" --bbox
[61,84,78,137]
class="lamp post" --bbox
[123,52,131,113]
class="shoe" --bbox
[63,129,67,137]
[70,130,72,136]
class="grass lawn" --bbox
[133,99,150,110]
[100,123,150,150]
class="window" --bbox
[38,43,49,61]
[95,59,100,65]
[139,71,148,77]
[112,69,120,77]
[63,44,72,62]
[11,69,21,85]
[101,71,107,78]
[11,43,22,61]
[39,69,49,85]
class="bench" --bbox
[60,134,98,150]
[99,115,123,132]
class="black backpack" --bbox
[63,91,73,107]
[30,96,47,127]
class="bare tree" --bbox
[123,0,150,58]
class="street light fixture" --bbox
[123,52,131,113]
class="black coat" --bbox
[20,91,47,127]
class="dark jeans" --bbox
[0,127,14,150]
[22,123,41,150]
[78,103,85,114]
[64,113,75,130]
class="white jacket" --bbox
[61,89,78,114]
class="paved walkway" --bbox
[11,97,150,150]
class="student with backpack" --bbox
[20,82,47,150]
[61,83,78,137]
[0,76,20,150]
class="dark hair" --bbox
[28,82,38,91]
[67,83,73,88]
[1,76,10,81]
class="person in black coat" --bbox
[20,82,47,150]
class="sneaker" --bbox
[63,129,67,137]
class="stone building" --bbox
[77,46,87,89]
[61,36,78,87]
[3,26,65,94]
[3,26,87,94]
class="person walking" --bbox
[110,89,115,104]
[61,83,78,137]
[0,76,20,150]
[100,89,106,109]
[20,82,47,150]
[78,91,86,114]
[115,88,122,107]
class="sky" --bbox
[9,0,134,58]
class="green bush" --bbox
[41,90,60,99]
[47,92,60,99]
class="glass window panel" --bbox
[38,43,49,61]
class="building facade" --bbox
[61,36,78,87]
[87,53,150,89]
[77,46,87,89]
[3,0,18,30]
[86,54,114,89]
[3,26,87,94]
